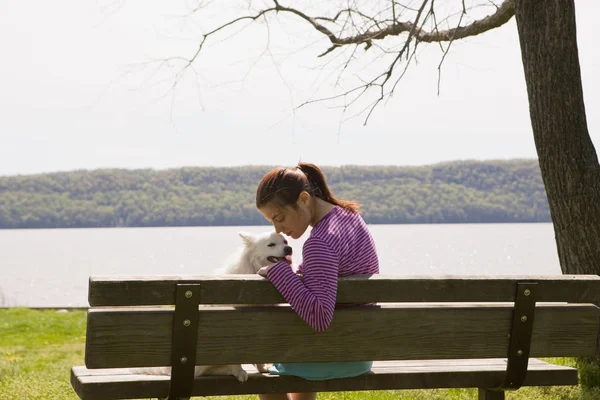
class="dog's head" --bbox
[238,231,293,270]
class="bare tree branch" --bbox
[157,0,517,127]
[436,0,468,95]
[185,0,514,64]
[272,0,515,56]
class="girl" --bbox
[255,162,380,400]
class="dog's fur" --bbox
[126,231,293,398]
[218,230,293,275]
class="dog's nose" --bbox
[284,246,292,255]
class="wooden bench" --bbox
[71,274,600,400]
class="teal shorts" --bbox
[268,361,373,381]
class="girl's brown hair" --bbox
[255,162,360,212]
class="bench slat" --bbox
[87,274,600,306]
[71,359,578,400]
[85,303,600,368]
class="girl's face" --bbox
[258,192,312,240]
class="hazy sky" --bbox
[0,0,598,176]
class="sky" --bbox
[0,0,598,176]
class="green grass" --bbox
[0,308,598,400]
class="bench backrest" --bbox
[83,274,600,398]
[85,275,600,368]
[84,274,600,370]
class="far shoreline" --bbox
[0,220,553,231]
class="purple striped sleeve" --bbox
[266,237,339,332]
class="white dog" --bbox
[219,230,293,274]
[129,231,293,399]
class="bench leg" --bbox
[478,388,505,400]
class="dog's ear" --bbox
[238,231,256,247]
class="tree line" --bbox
[0,160,550,229]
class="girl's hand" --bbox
[257,265,272,278]
[258,257,292,277]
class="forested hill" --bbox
[0,160,550,229]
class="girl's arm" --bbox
[266,237,339,332]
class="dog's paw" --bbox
[255,363,271,373]
[235,369,248,383]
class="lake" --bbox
[0,223,561,307]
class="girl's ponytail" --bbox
[297,162,360,213]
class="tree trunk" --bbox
[514,0,600,359]
[514,0,600,275]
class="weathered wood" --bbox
[88,274,600,306]
[85,303,600,368]
[71,359,577,400]
[74,275,600,399]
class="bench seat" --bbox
[71,358,578,400]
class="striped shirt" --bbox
[266,205,379,332]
